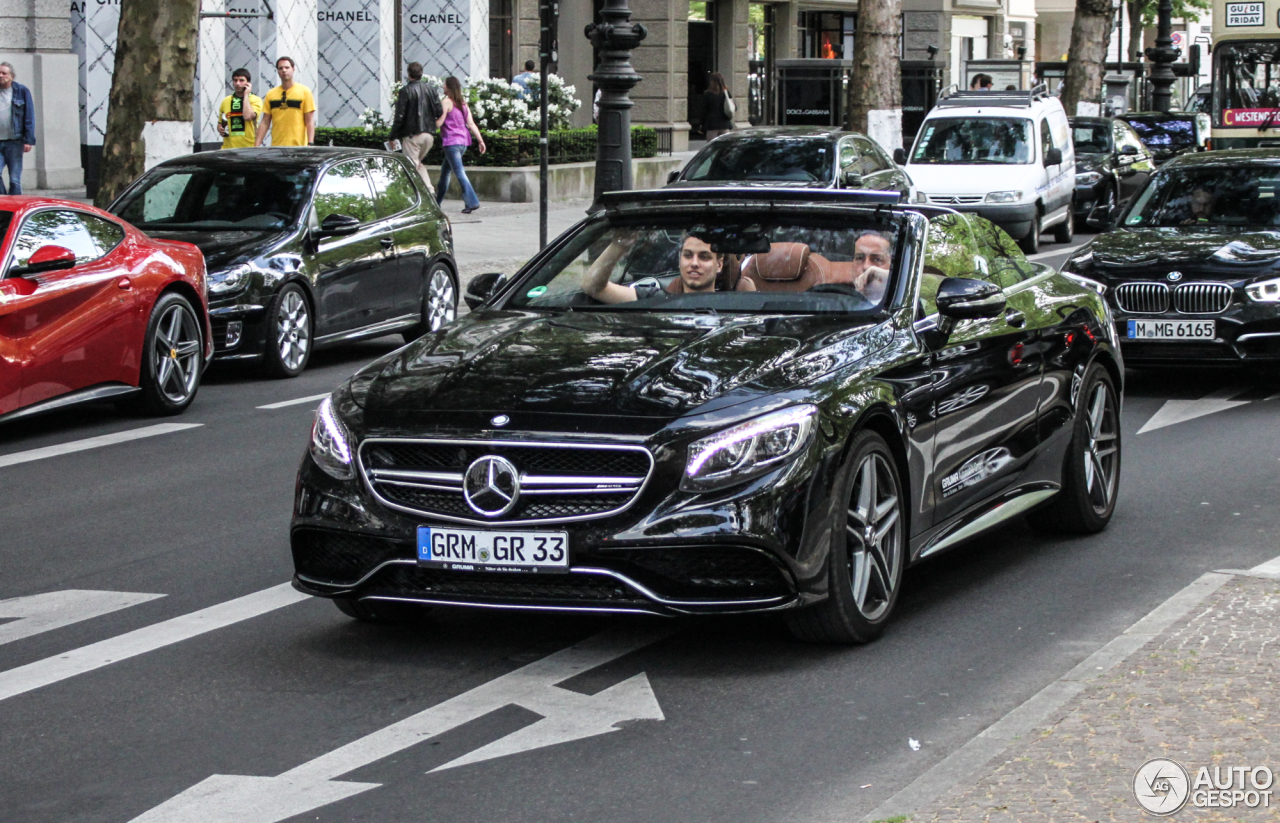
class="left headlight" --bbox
[310,396,356,480]
[985,190,1023,203]
[208,263,252,295]
[1075,171,1103,186]
[682,405,818,492]
[1246,276,1280,302]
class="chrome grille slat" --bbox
[1174,282,1232,314]
[1114,282,1170,314]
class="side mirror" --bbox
[936,276,1006,320]
[893,147,907,165]
[842,169,864,188]
[1120,144,1139,156]
[666,169,681,184]
[12,245,76,276]
[465,271,506,309]
[317,213,361,237]
[1044,147,1063,166]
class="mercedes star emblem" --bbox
[491,414,510,427]
[463,455,520,517]
[1167,271,1184,282]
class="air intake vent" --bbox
[1174,282,1232,314]
[1114,282,1170,314]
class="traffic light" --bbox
[540,0,559,66]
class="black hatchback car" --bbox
[1070,116,1154,227]
[666,127,913,199]
[290,188,1122,643]
[1063,148,1280,364]
[110,148,458,377]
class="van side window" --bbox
[1040,118,1053,161]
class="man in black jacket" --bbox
[390,62,443,193]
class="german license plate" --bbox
[1127,319,1215,340]
[417,526,568,573]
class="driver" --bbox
[848,231,892,303]
[581,231,753,302]
[1182,187,1216,224]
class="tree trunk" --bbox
[95,0,200,208]
[846,0,902,154]
[1127,1,1145,62]
[1061,0,1115,117]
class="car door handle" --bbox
[380,238,394,250]
[117,277,132,290]
[1005,310,1025,328]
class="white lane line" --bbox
[1027,241,1087,261]
[0,590,165,646]
[257,393,330,410]
[0,423,203,469]
[0,583,308,703]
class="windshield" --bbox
[1215,41,1280,127]
[1124,165,1280,228]
[911,117,1033,165]
[1123,118,1197,154]
[503,216,900,315]
[113,166,315,231]
[1072,122,1112,153]
[681,139,833,183]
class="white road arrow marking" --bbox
[0,590,164,646]
[1137,386,1251,434]
[129,625,672,823]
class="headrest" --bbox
[745,243,811,282]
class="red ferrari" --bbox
[0,196,211,423]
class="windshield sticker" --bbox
[526,285,548,298]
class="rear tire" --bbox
[333,597,430,623]
[785,430,906,644]
[135,291,203,416]
[262,283,312,378]
[1053,206,1074,243]
[1018,214,1041,254]
[1027,363,1121,534]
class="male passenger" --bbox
[217,68,262,149]
[255,57,316,147]
[848,231,893,303]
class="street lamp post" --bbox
[585,0,647,213]
[1145,0,1180,113]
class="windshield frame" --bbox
[1213,39,1280,128]
[680,137,837,185]
[1071,120,1113,154]
[110,163,318,232]
[1122,116,1199,155]
[910,116,1036,166]
[1121,161,1280,228]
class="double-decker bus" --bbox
[1213,0,1280,147]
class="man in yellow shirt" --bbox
[255,56,316,147]
[217,68,263,149]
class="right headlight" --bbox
[208,263,252,295]
[1075,171,1103,186]
[1246,276,1280,302]
[310,396,356,480]
[985,190,1023,203]
[682,405,818,492]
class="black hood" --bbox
[1090,227,1280,269]
[357,310,883,420]
[142,228,293,272]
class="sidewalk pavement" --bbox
[438,196,594,292]
[866,559,1280,823]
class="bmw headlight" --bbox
[208,263,252,295]
[682,405,818,492]
[1075,171,1102,186]
[985,190,1023,203]
[310,396,355,480]
[1246,276,1280,302]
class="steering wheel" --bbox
[807,282,865,298]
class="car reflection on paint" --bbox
[290,187,1122,644]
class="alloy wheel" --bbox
[1083,382,1119,514]
[152,302,201,404]
[427,268,457,330]
[276,289,311,372]
[846,452,903,621]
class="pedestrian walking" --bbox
[436,76,486,215]
[0,62,36,195]
[217,68,263,149]
[512,60,537,100]
[255,56,316,147]
[701,72,734,140]
[389,62,443,194]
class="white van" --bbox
[905,86,1075,254]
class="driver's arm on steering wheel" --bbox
[581,232,641,303]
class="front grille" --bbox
[1114,282,1170,314]
[1174,282,1232,314]
[367,563,650,606]
[927,194,984,205]
[292,529,409,585]
[360,438,654,525]
[609,546,792,599]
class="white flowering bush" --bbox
[522,74,582,130]
[465,78,538,131]
[359,107,388,131]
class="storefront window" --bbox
[800,11,855,59]
[489,0,513,79]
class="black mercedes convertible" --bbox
[291,188,1122,643]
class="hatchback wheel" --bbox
[135,292,203,415]
[786,430,905,644]
[404,263,457,343]
[263,283,312,378]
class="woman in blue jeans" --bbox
[436,77,486,214]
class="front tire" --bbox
[1018,214,1041,254]
[1027,363,1121,534]
[785,430,906,644]
[135,291,203,416]
[402,262,457,343]
[262,283,312,378]
[1053,206,1074,243]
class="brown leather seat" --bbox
[741,243,824,292]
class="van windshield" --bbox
[911,117,1034,165]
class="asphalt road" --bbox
[6,228,1279,823]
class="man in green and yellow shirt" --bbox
[255,56,316,147]
[217,68,263,149]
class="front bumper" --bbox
[208,297,269,363]
[1113,307,1280,363]
[949,201,1038,239]
[1073,180,1106,219]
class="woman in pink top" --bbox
[436,76,487,214]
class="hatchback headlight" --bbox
[1075,171,1103,186]
[310,396,355,480]
[682,405,818,492]
[1246,276,1280,302]
[985,190,1023,203]
[208,263,252,295]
